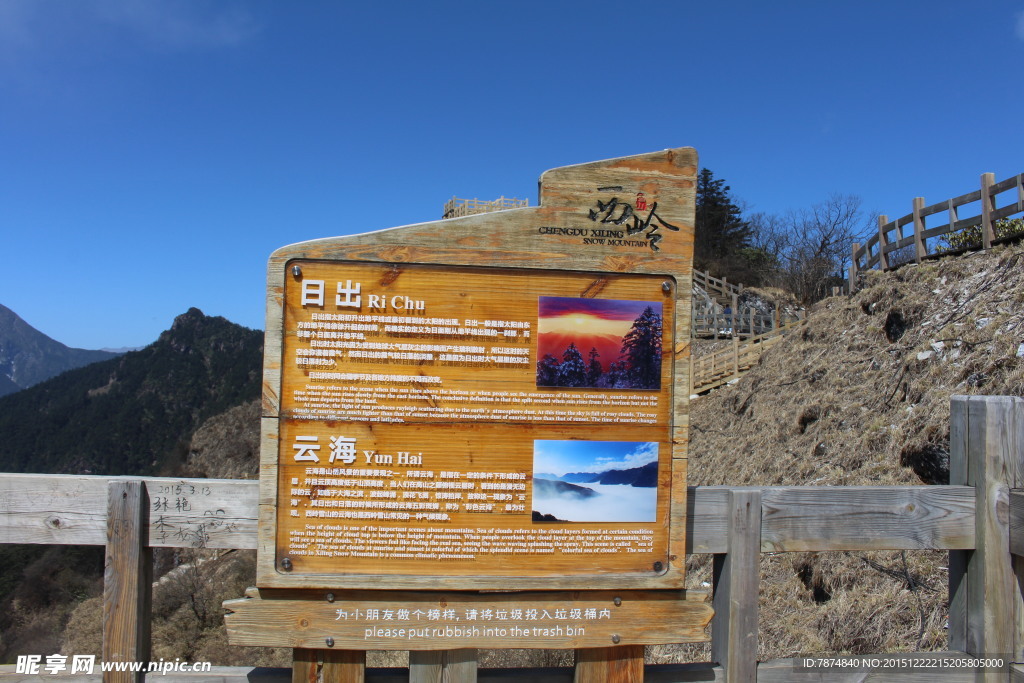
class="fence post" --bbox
[293,649,366,683]
[948,395,1024,676]
[981,173,995,250]
[912,197,926,263]
[103,480,152,683]
[689,348,695,397]
[877,215,890,271]
[731,294,738,338]
[410,650,478,683]
[574,645,644,682]
[731,335,739,380]
[850,242,860,291]
[712,489,761,682]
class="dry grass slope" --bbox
[658,242,1024,663]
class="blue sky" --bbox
[2,1,1022,349]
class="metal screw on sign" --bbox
[613,596,622,606]
[280,557,293,571]
[325,637,335,648]
[662,281,672,294]
[611,635,621,644]
[653,561,664,572]
[326,593,335,603]
[291,265,302,278]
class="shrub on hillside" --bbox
[939,217,1024,252]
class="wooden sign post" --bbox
[226,148,710,676]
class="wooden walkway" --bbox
[689,320,805,395]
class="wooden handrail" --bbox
[851,172,1023,286]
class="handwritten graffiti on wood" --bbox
[149,480,241,548]
[587,197,680,251]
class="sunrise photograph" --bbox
[535,297,663,390]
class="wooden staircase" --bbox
[689,319,806,395]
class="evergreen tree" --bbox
[536,354,560,386]
[695,168,752,276]
[556,343,588,387]
[586,347,603,386]
[619,306,662,389]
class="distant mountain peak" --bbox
[0,303,121,397]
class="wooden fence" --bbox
[1,395,1022,682]
[692,269,744,307]
[850,172,1024,284]
[442,196,529,219]
[691,269,802,339]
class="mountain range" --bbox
[540,460,658,487]
[0,304,120,397]
[0,307,263,476]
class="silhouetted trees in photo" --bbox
[537,307,662,390]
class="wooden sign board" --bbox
[225,588,711,650]
[257,149,696,591]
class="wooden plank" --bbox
[224,589,712,650]
[920,198,953,217]
[876,216,890,270]
[981,173,995,249]
[992,203,1024,221]
[912,197,926,263]
[990,174,1023,194]
[293,648,317,683]
[1011,491,1024,557]
[950,188,983,207]
[293,648,367,683]
[711,489,760,683]
[760,485,975,551]
[0,473,258,549]
[948,397,969,652]
[921,224,954,241]
[0,474,978,556]
[574,645,643,683]
[958,395,1024,667]
[102,481,152,683]
[410,649,478,683]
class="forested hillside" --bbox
[0,308,262,476]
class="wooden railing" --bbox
[691,268,802,339]
[1,395,1022,681]
[850,172,1024,285]
[689,319,806,395]
[692,268,743,306]
[442,196,529,219]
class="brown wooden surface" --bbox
[711,490,760,682]
[258,148,698,591]
[224,589,711,650]
[409,650,477,683]
[102,481,152,683]
[1010,490,1024,557]
[0,474,977,555]
[573,645,643,683]
[293,648,367,683]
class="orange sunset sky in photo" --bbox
[536,297,661,363]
